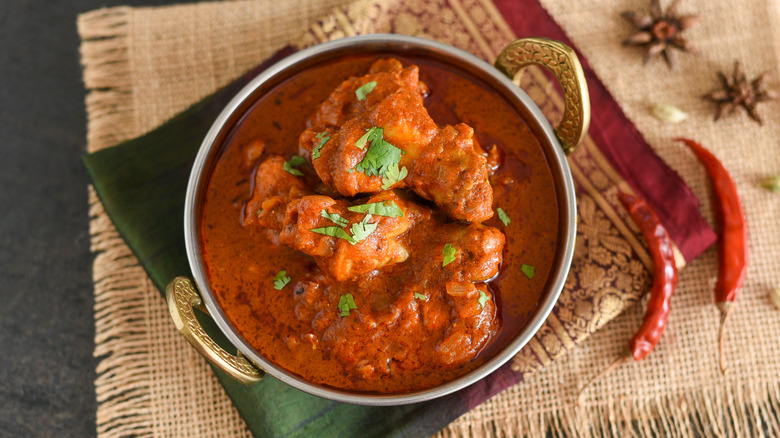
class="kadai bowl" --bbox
[166,34,588,406]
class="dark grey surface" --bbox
[0,1,184,436]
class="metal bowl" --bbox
[167,34,588,406]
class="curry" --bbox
[200,54,560,393]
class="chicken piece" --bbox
[410,124,493,223]
[301,87,494,222]
[319,285,426,377]
[299,118,384,196]
[308,58,428,129]
[300,89,439,196]
[437,283,497,365]
[369,93,493,223]
[370,88,439,157]
[244,155,309,227]
[439,221,505,283]
[258,191,421,281]
[421,225,503,365]
[282,194,414,282]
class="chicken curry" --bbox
[200,54,560,393]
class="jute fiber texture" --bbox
[79,0,780,436]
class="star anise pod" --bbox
[703,61,779,125]
[621,0,700,70]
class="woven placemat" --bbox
[79,0,780,436]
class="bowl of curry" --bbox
[167,34,588,405]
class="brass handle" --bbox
[166,276,264,384]
[495,37,591,155]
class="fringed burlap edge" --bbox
[439,380,780,437]
[78,8,156,434]
[88,186,158,437]
[78,8,137,153]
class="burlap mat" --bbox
[79,0,780,436]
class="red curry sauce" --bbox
[200,54,559,393]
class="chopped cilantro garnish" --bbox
[478,290,489,308]
[414,292,426,301]
[338,293,358,316]
[309,226,356,244]
[257,208,263,216]
[309,213,377,245]
[282,155,306,176]
[442,244,456,267]
[497,207,511,226]
[349,214,378,244]
[357,142,404,176]
[353,127,405,178]
[355,126,381,150]
[355,81,377,101]
[312,132,329,159]
[347,200,404,217]
[521,264,535,279]
[320,210,348,227]
[273,270,291,290]
[381,162,408,190]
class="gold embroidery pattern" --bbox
[299,0,653,379]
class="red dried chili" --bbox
[676,137,747,374]
[618,192,678,360]
[578,192,677,399]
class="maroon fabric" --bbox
[491,0,717,261]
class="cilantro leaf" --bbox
[355,81,377,101]
[309,226,356,244]
[320,210,349,227]
[312,132,329,159]
[347,200,404,217]
[273,270,291,290]
[442,243,456,267]
[414,292,426,301]
[355,126,382,150]
[497,207,511,226]
[354,127,404,177]
[381,163,408,190]
[288,155,306,166]
[310,214,377,246]
[282,162,303,176]
[282,155,306,176]
[338,293,358,316]
[478,290,489,308]
[350,214,378,244]
[521,264,535,279]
